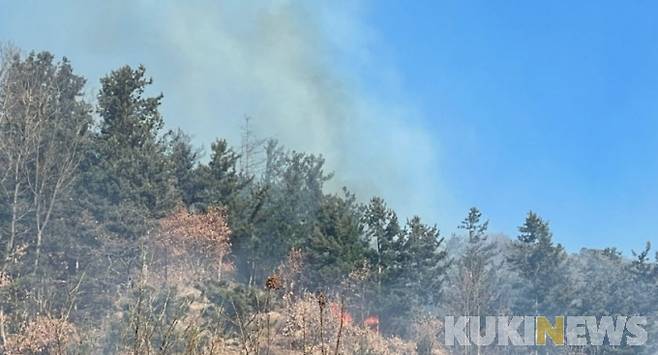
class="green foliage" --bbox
[362,197,405,332]
[363,197,402,287]
[399,216,449,306]
[97,65,163,148]
[230,141,333,286]
[445,208,502,321]
[200,280,263,330]
[0,50,92,270]
[196,139,250,210]
[166,129,202,207]
[77,64,176,239]
[304,190,370,289]
[1,46,657,354]
[507,211,571,315]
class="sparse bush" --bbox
[4,315,78,355]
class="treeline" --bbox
[0,49,656,354]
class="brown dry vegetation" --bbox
[12,208,443,355]
[4,315,78,355]
[119,209,445,354]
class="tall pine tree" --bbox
[507,212,571,316]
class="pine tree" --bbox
[399,216,449,307]
[166,129,201,207]
[446,208,501,355]
[362,197,407,335]
[363,197,402,291]
[304,190,370,290]
[629,243,658,353]
[97,65,163,149]
[67,65,177,325]
[507,212,570,316]
[78,65,176,239]
[196,139,250,210]
[237,144,331,286]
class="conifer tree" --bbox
[166,129,201,207]
[196,139,250,209]
[78,65,176,239]
[507,212,571,316]
[445,208,501,355]
[399,216,449,307]
[304,190,370,290]
[363,197,401,290]
[363,197,408,334]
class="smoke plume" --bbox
[2,0,452,222]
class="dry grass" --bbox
[278,292,419,355]
[4,315,78,355]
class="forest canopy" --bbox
[0,48,656,354]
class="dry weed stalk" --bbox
[1,271,84,355]
[265,274,282,355]
[280,292,419,355]
[159,207,232,284]
[4,315,78,355]
[411,312,443,355]
[333,295,345,355]
[317,292,327,355]
[229,297,264,355]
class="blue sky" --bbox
[364,1,658,253]
[1,1,657,253]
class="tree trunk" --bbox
[4,177,21,270]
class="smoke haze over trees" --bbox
[0,47,656,354]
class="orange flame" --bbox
[329,302,353,325]
[364,314,379,333]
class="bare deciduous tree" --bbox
[0,49,90,274]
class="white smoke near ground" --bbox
[2,0,453,223]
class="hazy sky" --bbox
[2,1,657,254]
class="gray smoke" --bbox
[2,0,452,223]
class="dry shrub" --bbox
[276,248,303,299]
[159,207,231,253]
[279,293,417,355]
[411,312,444,355]
[4,315,78,355]
[156,206,233,285]
[0,271,12,288]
